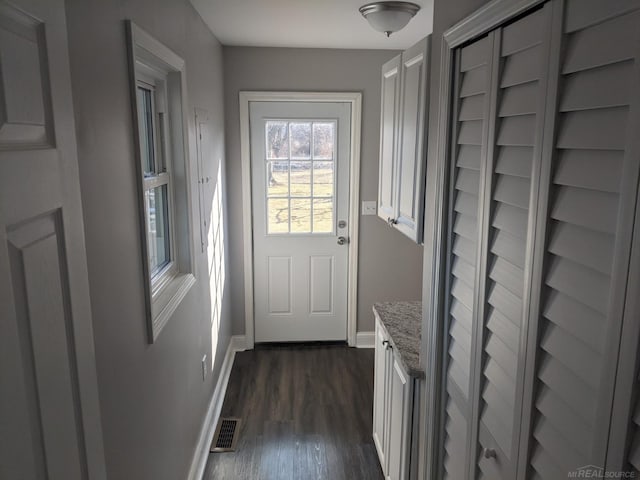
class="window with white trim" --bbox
[127,21,195,342]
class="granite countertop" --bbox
[373,301,424,379]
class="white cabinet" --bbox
[387,358,413,480]
[373,316,415,479]
[377,36,430,243]
[373,323,392,469]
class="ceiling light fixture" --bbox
[359,1,421,37]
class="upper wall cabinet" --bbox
[377,37,430,243]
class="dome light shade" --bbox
[359,2,421,37]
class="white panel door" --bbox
[0,0,106,479]
[250,101,351,342]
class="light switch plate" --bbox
[362,201,377,216]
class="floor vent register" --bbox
[210,417,241,452]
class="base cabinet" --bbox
[373,317,416,479]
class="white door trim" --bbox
[239,91,362,349]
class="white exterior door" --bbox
[250,101,351,342]
[0,0,105,478]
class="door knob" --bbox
[483,448,497,459]
[337,236,348,245]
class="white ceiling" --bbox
[189,0,434,50]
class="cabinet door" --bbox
[378,54,401,224]
[395,37,430,243]
[387,358,413,480]
[440,34,493,480]
[374,321,391,472]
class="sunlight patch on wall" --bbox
[209,166,226,369]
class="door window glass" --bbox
[265,120,336,234]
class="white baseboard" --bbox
[187,334,246,480]
[355,331,375,348]
[229,334,247,352]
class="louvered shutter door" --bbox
[442,35,492,480]
[524,2,640,478]
[472,7,550,480]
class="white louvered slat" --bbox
[536,385,592,456]
[554,149,623,194]
[539,322,601,389]
[460,67,488,97]
[493,175,531,210]
[496,115,536,146]
[560,60,632,112]
[458,120,484,146]
[459,94,486,121]
[487,282,522,326]
[545,255,610,315]
[486,307,520,349]
[495,146,533,178]
[498,82,538,117]
[488,256,524,297]
[564,0,640,33]
[490,229,526,269]
[457,145,482,171]
[556,106,629,150]
[454,214,477,242]
[500,46,542,88]
[561,10,640,74]
[492,203,528,239]
[500,7,544,56]
[542,288,605,354]
[547,221,614,275]
[533,416,585,474]
[550,186,619,234]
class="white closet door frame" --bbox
[238,92,362,349]
[420,0,549,478]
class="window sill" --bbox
[149,272,195,342]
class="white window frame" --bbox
[126,21,195,343]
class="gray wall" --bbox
[223,46,425,335]
[65,1,231,479]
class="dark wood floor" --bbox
[203,344,384,480]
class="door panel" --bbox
[374,324,390,473]
[523,4,640,477]
[395,37,429,242]
[387,359,411,480]
[441,33,492,480]
[473,7,551,480]
[378,56,401,223]
[250,101,351,342]
[0,0,105,478]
